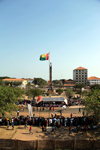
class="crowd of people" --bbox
[0,114,99,133]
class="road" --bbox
[17,106,85,118]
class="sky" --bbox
[0,0,100,81]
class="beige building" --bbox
[2,78,28,88]
[64,79,75,88]
[73,66,88,85]
[88,76,100,85]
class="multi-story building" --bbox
[73,66,87,85]
[88,76,100,85]
[64,79,75,88]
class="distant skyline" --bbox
[0,0,100,81]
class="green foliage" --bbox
[12,82,22,86]
[0,79,4,86]
[4,81,22,86]
[75,83,86,90]
[26,82,31,90]
[33,78,48,86]
[0,76,10,79]
[90,84,100,90]
[83,89,100,124]
[26,89,42,98]
[60,79,65,85]
[26,83,35,90]
[81,91,87,98]
[0,86,24,114]
[65,88,73,98]
[56,88,63,95]
[46,92,49,96]
[52,80,61,86]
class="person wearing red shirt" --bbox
[29,126,33,134]
[53,107,54,111]
[70,113,73,118]
[84,126,87,134]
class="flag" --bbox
[40,53,49,61]
[36,96,42,103]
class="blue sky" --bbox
[0,0,100,81]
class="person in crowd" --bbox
[55,112,57,117]
[79,108,81,113]
[0,118,2,125]
[17,110,19,116]
[42,125,45,132]
[52,126,54,132]
[53,106,54,111]
[29,125,33,134]
[69,126,72,134]
[40,107,41,111]
[11,117,14,129]
[33,114,35,118]
[25,121,28,129]
[12,122,14,130]
[46,119,48,127]
[7,119,9,129]
[83,125,86,134]
[60,110,62,116]
[83,111,85,116]
[70,113,73,118]
[51,112,53,118]
[43,106,44,111]
[37,107,38,111]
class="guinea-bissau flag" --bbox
[40,53,49,61]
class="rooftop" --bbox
[74,66,87,70]
[88,76,100,80]
[2,78,24,81]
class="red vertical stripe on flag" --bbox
[46,53,49,60]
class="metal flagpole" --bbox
[49,52,50,118]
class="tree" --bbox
[26,89,42,99]
[4,81,22,86]
[74,83,86,90]
[0,79,4,86]
[90,84,100,90]
[81,91,87,99]
[0,86,24,114]
[83,89,100,124]
[65,88,73,98]
[12,82,22,86]
[0,76,10,80]
[52,80,61,86]
[33,78,48,87]
[56,88,63,95]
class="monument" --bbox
[28,104,33,117]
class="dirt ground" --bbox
[0,106,99,141]
[0,125,100,141]
[7,105,84,118]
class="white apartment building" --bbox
[73,66,87,85]
[88,76,100,85]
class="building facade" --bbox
[88,76,100,85]
[73,66,87,85]
[64,79,75,88]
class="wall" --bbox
[0,139,100,150]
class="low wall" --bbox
[0,139,100,150]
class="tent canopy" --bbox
[43,97,64,102]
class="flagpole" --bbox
[49,52,50,118]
